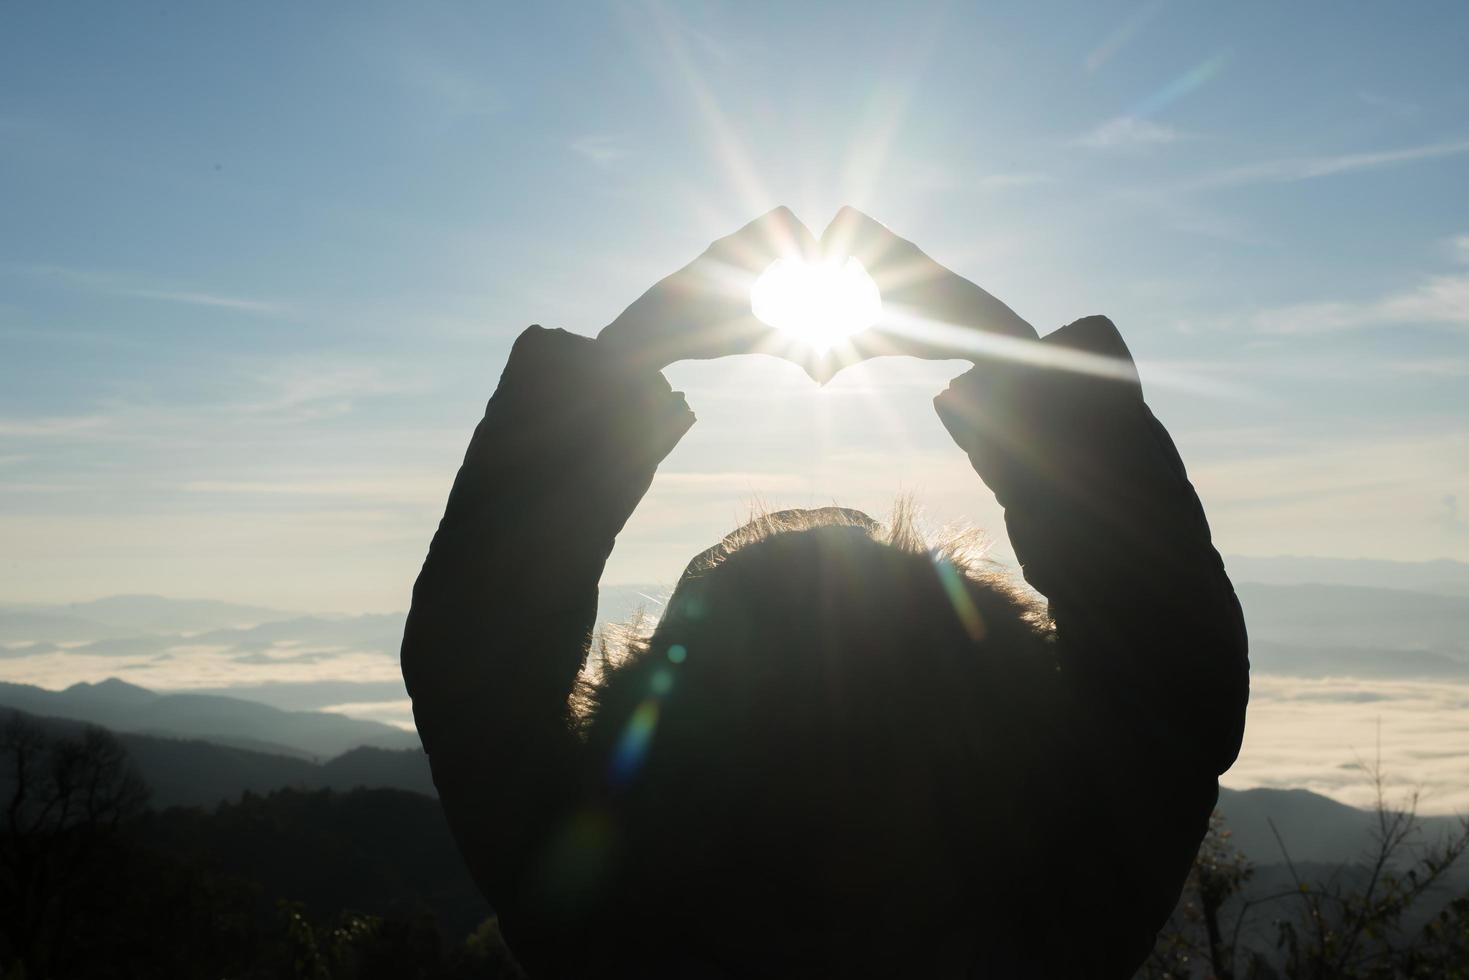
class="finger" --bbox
[825,207,1039,344]
[808,334,911,384]
[739,336,829,384]
[669,311,769,361]
[820,206,926,269]
[705,206,818,274]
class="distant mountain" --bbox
[19,576,1464,697]
[322,745,436,797]
[1226,555,1469,597]
[2,708,433,807]
[1248,639,1469,678]
[0,679,420,759]
[0,613,406,661]
[0,594,291,638]
[2,591,652,650]
[186,612,406,657]
[120,725,325,806]
[0,610,120,644]
[180,679,414,712]
[1235,582,1469,657]
[1218,786,1468,869]
[7,699,1457,892]
[0,591,674,730]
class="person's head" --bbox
[574,506,1055,973]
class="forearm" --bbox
[934,316,1248,773]
[400,324,694,909]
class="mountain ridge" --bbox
[0,707,434,806]
[4,700,1459,886]
[0,678,419,760]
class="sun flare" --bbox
[750,256,882,351]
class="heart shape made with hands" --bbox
[750,256,882,352]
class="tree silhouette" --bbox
[0,711,150,974]
[1140,769,1469,979]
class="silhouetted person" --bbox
[401,207,1249,978]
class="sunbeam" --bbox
[640,1,774,223]
[827,305,1257,399]
[836,17,944,209]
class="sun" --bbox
[750,256,882,351]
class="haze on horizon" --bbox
[3,3,1469,818]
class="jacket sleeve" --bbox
[399,325,695,932]
[933,316,1248,777]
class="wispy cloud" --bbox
[113,286,284,314]
[872,162,1048,195]
[1386,358,1469,377]
[1183,233,1469,334]
[1194,430,1468,510]
[1435,494,1469,537]
[4,264,290,316]
[1181,137,1469,191]
[1251,274,1469,334]
[973,172,1052,191]
[1075,116,1185,150]
[1,358,423,464]
[0,415,109,438]
[1358,90,1423,120]
[238,362,420,418]
[182,475,444,505]
[570,133,630,167]
[378,43,501,121]
[1188,427,1469,564]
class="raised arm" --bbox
[819,207,1247,775]
[932,317,1248,775]
[400,209,818,956]
[399,325,694,933]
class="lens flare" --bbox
[750,256,882,351]
[610,698,661,785]
[932,555,986,643]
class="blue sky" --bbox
[3,1,1468,612]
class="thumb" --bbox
[706,206,818,274]
[821,206,926,269]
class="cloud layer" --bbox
[5,578,1468,813]
[1224,674,1469,815]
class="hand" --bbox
[815,207,1038,381]
[598,207,822,376]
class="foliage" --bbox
[1139,767,1469,980]
[0,713,522,978]
[0,713,150,975]
[5,706,1464,977]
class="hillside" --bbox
[131,786,486,940]
[0,594,290,642]
[1218,786,1468,868]
[1234,581,1469,657]
[4,704,1463,977]
[0,678,419,759]
[7,702,1456,879]
[1224,555,1469,598]
[1,707,433,807]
